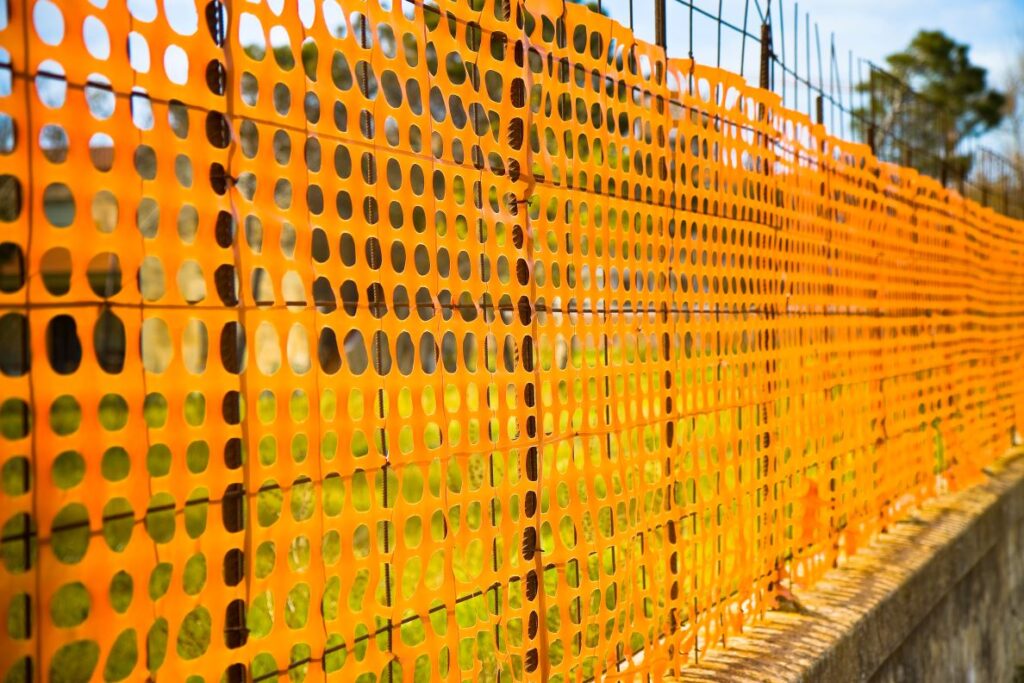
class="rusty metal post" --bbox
[655,0,666,50]
[868,66,877,154]
[760,23,772,91]
[981,152,990,207]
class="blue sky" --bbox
[615,0,1021,82]
[600,0,1022,141]
[32,0,1022,96]
[67,0,1024,147]
[793,0,1022,81]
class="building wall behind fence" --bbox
[1,0,1023,681]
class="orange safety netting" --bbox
[1,0,1023,681]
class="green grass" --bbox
[1,366,967,683]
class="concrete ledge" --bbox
[678,449,1024,682]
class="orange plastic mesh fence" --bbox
[2,0,1024,681]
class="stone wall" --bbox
[873,494,1024,683]
[678,451,1024,682]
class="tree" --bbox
[567,0,608,16]
[856,30,1005,182]
[1000,32,1024,186]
